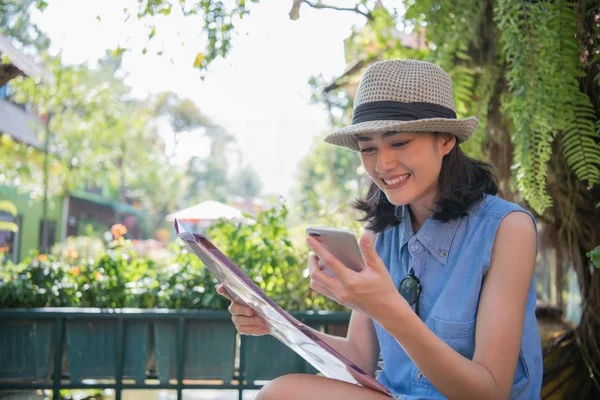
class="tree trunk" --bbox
[538,2,600,396]
[485,67,517,203]
[479,2,600,394]
[484,66,600,400]
[538,140,600,399]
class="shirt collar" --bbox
[398,205,460,265]
[399,205,415,248]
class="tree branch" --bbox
[301,0,373,21]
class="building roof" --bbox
[0,34,53,85]
[165,200,249,223]
[70,190,148,218]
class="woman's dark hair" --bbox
[353,133,498,233]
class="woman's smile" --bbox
[381,173,411,189]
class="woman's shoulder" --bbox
[466,195,539,269]
[468,194,533,221]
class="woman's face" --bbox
[357,131,456,208]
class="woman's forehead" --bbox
[356,131,420,141]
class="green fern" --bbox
[460,65,500,161]
[402,0,599,214]
[495,0,555,213]
[562,92,600,186]
[493,0,600,213]
[547,1,600,188]
[450,64,476,117]
[322,0,598,216]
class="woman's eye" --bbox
[359,147,376,154]
[392,141,409,148]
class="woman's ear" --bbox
[438,133,457,156]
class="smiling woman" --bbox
[221,59,542,400]
[358,132,453,219]
[354,130,498,233]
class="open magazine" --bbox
[174,218,392,397]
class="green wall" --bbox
[0,185,63,262]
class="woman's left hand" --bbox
[306,231,409,321]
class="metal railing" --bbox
[0,308,351,400]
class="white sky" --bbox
[31,0,369,199]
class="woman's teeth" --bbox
[384,174,410,185]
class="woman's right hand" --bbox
[217,283,271,336]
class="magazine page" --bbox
[174,219,392,396]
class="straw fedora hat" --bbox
[324,59,479,151]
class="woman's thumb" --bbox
[359,230,378,262]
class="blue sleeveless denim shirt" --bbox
[373,194,543,399]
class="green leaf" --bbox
[159,5,172,15]
[37,1,48,12]
[588,246,600,269]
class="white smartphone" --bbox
[306,226,365,275]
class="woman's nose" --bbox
[376,147,398,173]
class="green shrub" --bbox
[50,235,106,265]
[0,204,348,312]
[0,256,82,307]
[207,203,347,312]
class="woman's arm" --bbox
[218,285,380,375]
[306,310,381,376]
[376,211,537,400]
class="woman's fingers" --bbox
[232,314,265,326]
[308,253,327,278]
[217,284,235,301]
[239,324,271,336]
[311,279,343,304]
[308,253,339,303]
[218,284,270,336]
[228,301,254,316]
[308,253,319,272]
[232,315,270,336]
[217,284,249,307]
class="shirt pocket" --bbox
[510,349,531,398]
[430,317,477,360]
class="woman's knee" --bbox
[255,374,311,400]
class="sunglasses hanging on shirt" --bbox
[399,267,422,316]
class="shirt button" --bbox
[416,372,423,380]
[439,251,446,257]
